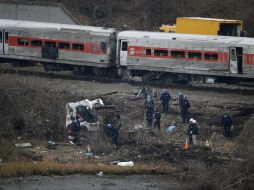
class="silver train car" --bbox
[117,31,254,81]
[1,19,254,81]
[0,19,117,75]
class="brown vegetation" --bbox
[0,75,72,141]
[0,160,175,177]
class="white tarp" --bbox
[65,99,104,128]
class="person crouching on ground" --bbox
[154,107,161,131]
[188,118,198,146]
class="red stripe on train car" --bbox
[8,36,107,55]
[244,54,254,64]
[127,46,228,63]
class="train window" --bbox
[31,40,42,47]
[72,43,84,51]
[101,42,107,52]
[45,41,56,48]
[171,51,185,58]
[146,49,152,55]
[204,53,218,60]
[231,49,237,61]
[17,38,29,46]
[188,52,202,59]
[59,42,70,49]
[154,49,168,56]
[121,42,128,51]
[5,32,8,43]
[0,31,2,43]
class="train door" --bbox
[229,47,243,74]
[0,30,3,54]
[119,40,128,66]
[4,31,8,54]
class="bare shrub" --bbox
[0,75,70,140]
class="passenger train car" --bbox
[0,19,117,75]
[1,19,254,82]
[117,31,254,81]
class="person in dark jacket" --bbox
[221,113,232,137]
[112,114,121,149]
[160,89,171,113]
[181,95,190,123]
[188,118,198,145]
[68,119,80,143]
[178,92,184,113]
[145,95,154,128]
[154,107,161,130]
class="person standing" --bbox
[188,119,198,146]
[160,89,171,113]
[145,95,154,128]
[178,92,184,113]
[112,114,121,149]
[154,107,161,130]
[221,113,232,137]
[181,95,190,123]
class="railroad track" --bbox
[1,64,254,95]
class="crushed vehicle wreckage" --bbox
[66,99,104,131]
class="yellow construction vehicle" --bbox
[160,17,245,37]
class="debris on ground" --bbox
[117,161,134,167]
[14,143,32,148]
[97,171,103,177]
[47,141,57,150]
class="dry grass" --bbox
[0,161,175,177]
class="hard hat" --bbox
[189,118,194,123]
[193,120,197,124]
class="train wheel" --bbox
[73,66,86,75]
[141,73,152,83]
[43,64,50,72]
[159,74,175,85]
[93,68,105,77]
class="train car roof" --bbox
[118,31,254,45]
[0,19,116,34]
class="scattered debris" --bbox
[134,124,143,130]
[14,143,32,148]
[69,141,74,145]
[117,161,134,167]
[110,160,121,165]
[84,153,94,158]
[32,155,43,161]
[47,141,57,150]
[165,124,176,133]
[97,171,104,176]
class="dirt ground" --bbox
[1,74,254,189]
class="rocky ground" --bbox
[0,73,254,189]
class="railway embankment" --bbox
[0,73,254,189]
